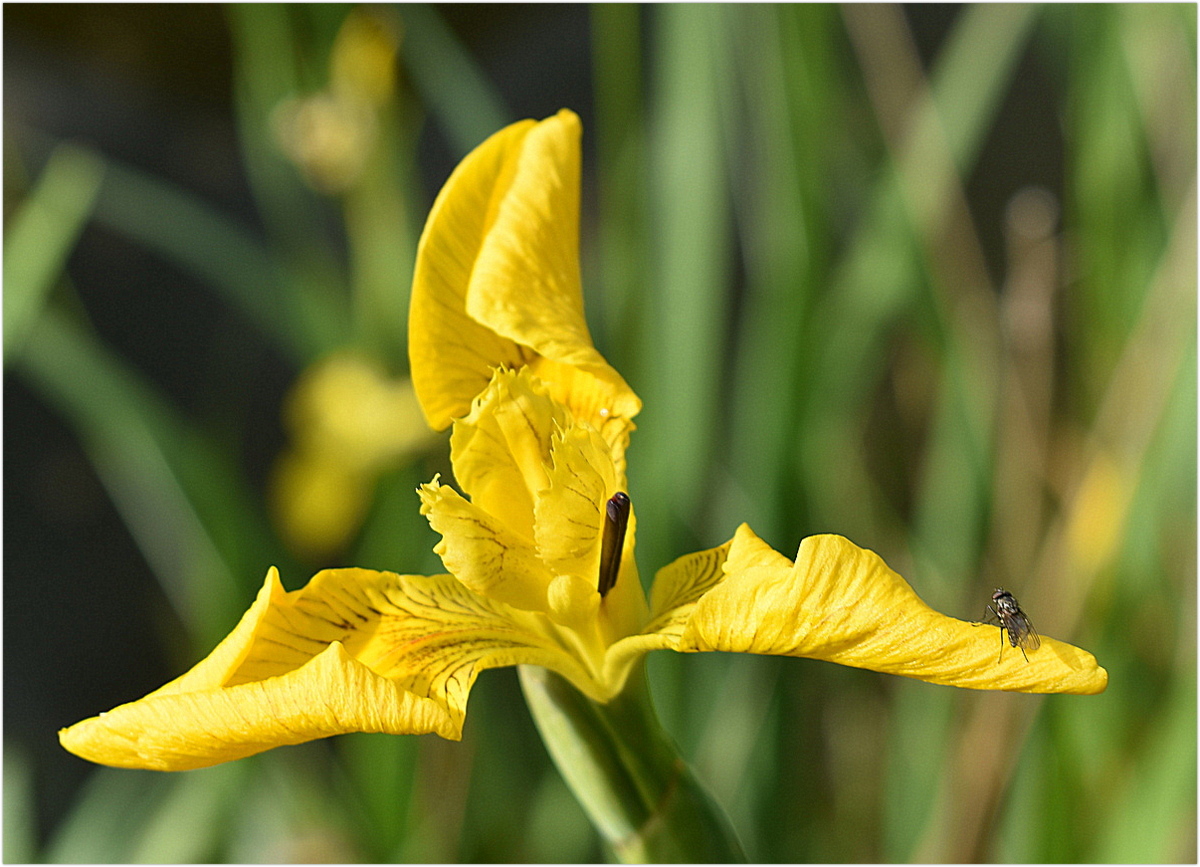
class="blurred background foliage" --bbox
[4,3,1194,862]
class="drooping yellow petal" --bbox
[334,569,601,714]
[409,109,639,436]
[651,525,1107,695]
[59,642,454,771]
[60,565,602,770]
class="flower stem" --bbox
[518,663,746,863]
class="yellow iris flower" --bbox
[59,109,1105,774]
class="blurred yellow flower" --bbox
[1066,449,1130,576]
[272,7,401,192]
[272,351,433,559]
[60,109,1106,774]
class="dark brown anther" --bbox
[597,492,630,597]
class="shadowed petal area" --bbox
[409,119,533,430]
[409,109,639,439]
[60,565,600,770]
[647,525,1107,695]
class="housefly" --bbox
[985,588,1041,663]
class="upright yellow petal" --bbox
[409,109,639,435]
[409,120,532,430]
[535,424,620,582]
[419,477,555,613]
[448,369,568,539]
[656,525,1107,695]
[465,110,591,363]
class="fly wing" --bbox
[1012,612,1041,651]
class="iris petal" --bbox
[535,425,620,582]
[409,110,639,437]
[59,565,603,770]
[419,478,554,613]
[646,525,1107,695]
[448,369,568,539]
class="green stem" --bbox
[518,664,746,863]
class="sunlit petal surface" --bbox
[664,525,1107,695]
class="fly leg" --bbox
[985,603,1004,663]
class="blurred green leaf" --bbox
[3,747,36,863]
[46,769,173,863]
[129,763,246,863]
[590,2,646,361]
[3,143,104,363]
[1095,678,1197,861]
[89,155,313,363]
[15,309,283,645]
[226,3,353,355]
[336,732,419,861]
[399,5,510,157]
[634,4,732,572]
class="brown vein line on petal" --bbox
[274,596,340,630]
[317,581,378,625]
[424,649,473,687]
[577,440,609,483]
[253,632,329,658]
[639,617,681,639]
[513,398,545,455]
[388,621,483,657]
[473,422,509,451]
[274,603,354,641]
[296,607,357,633]
[318,692,347,729]
[391,582,443,615]
[563,481,599,507]
[412,587,447,612]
